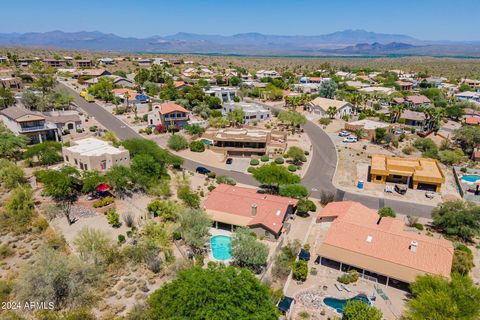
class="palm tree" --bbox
[112,96,121,114]
[326,106,337,119]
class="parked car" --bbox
[226,158,233,165]
[343,137,358,143]
[425,191,436,199]
[338,130,351,137]
[195,166,211,175]
[394,184,408,195]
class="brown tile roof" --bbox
[405,95,431,105]
[0,106,44,121]
[317,202,453,281]
[204,184,297,234]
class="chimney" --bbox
[251,203,257,217]
[409,240,418,252]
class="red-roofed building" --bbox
[204,184,298,239]
[316,201,453,290]
[147,102,190,129]
[465,116,480,125]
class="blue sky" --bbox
[1,0,478,41]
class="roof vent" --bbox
[251,203,257,217]
[275,210,281,217]
[366,235,373,243]
[409,240,418,252]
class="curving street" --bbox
[61,82,435,217]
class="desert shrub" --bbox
[177,185,200,208]
[320,190,335,206]
[296,199,317,215]
[279,184,308,199]
[207,185,216,192]
[274,157,284,164]
[167,135,188,151]
[250,159,260,166]
[106,209,121,228]
[319,118,332,126]
[216,175,237,186]
[415,223,424,230]
[0,244,13,259]
[122,212,135,228]
[93,196,114,208]
[378,207,396,217]
[207,172,217,179]
[304,150,309,156]
[260,155,269,162]
[451,245,474,275]
[292,260,308,281]
[118,234,126,244]
[337,270,359,284]
[247,167,255,173]
[288,165,297,172]
[189,140,205,152]
[403,145,416,155]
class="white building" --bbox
[63,138,130,171]
[98,58,115,65]
[222,102,270,124]
[204,86,238,103]
[256,70,280,78]
[153,58,169,65]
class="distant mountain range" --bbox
[1,29,480,57]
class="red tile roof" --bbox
[154,102,189,115]
[318,202,453,279]
[465,116,480,125]
[204,184,298,234]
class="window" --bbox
[74,159,78,165]
[376,175,382,181]
[65,156,69,161]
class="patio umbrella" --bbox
[96,183,111,193]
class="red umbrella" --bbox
[96,183,111,193]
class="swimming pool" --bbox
[461,175,480,183]
[202,139,212,145]
[210,235,232,261]
[323,294,370,314]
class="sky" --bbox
[1,0,479,41]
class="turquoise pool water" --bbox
[210,235,232,260]
[202,139,212,145]
[323,294,370,314]
[461,175,480,183]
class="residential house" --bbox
[335,71,354,79]
[136,58,153,66]
[256,70,280,79]
[43,59,67,68]
[370,154,445,192]
[359,86,395,96]
[0,107,60,144]
[18,58,39,68]
[0,56,8,63]
[465,116,480,125]
[460,78,480,91]
[153,58,169,65]
[400,110,427,129]
[455,91,480,103]
[395,80,414,91]
[307,97,353,118]
[75,69,111,79]
[205,127,287,156]
[74,60,93,68]
[222,102,270,124]
[0,77,23,91]
[44,110,82,133]
[147,102,189,129]
[299,76,323,84]
[344,120,391,141]
[316,201,453,290]
[204,86,237,103]
[112,88,149,104]
[63,138,130,171]
[393,95,431,108]
[98,58,115,65]
[346,81,370,89]
[204,184,297,239]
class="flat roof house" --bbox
[256,70,280,79]
[147,102,189,129]
[204,184,297,239]
[204,86,237,103]
[0,77,23,91]
[206,127,287,156]
[370,154,445,192]
[43,59,67,68]
[344,119,391,140]
[74,60,93,68]
[63,137,130,171]
[316,201,453,290]
[222,102,270,125]
[307,97,353,118]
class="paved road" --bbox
[62,83,434,217]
